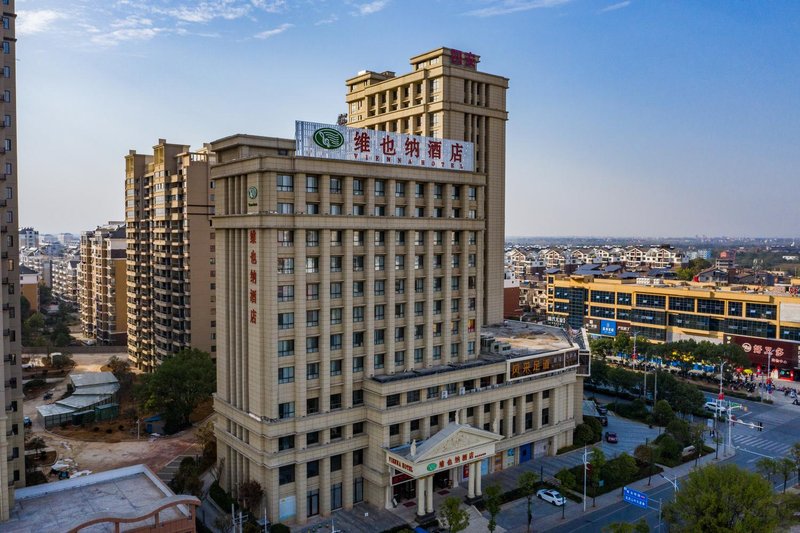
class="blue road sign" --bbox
[623,486,648,509]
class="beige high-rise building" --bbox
[212,48,587,527]
[52,257,80,303]
[125,141,216,370]
[78,223,128,344]
[0,0,24,519]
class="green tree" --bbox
[666,418,691,446]
[653,400,675,427]
[657,434,682,462]
[50,352,74,370]
[755,457,777,483]
[135,348,216,433]
[663,463,777,532]
[590,337,615,359]
[604,518,650,533]
[585,416,603,441]
[555,468,577,490]
[634,444,656,485]
[20,295,31,320]
[573,423,595,446]
[484,484,502,533]
[689,423,706,467]
[791,442,800,480]
[603,453,638,486]
[590,447,606,506]
[439,496,469,533]
[614,332,631,355]
[777,457,794,493]
[170,457,203,497]
[27,436,46,460]
[518,470,539,532]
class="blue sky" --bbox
[16,0,800,237]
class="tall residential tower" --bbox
[0,0,24,519]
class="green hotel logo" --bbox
[313,127,345,149]
[427,463,437,472]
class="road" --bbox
[541,390,800,532]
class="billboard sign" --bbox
[600,320,617,336]
[295,121,475,172]
[623,487,648,509]
[724,335,800,369]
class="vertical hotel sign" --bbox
[248,230,258,326]
[295,121,475,172]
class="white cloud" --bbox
[600,1,631,12]
[157,1,253,23]
[465,0,572,17]
[110,16,154,29]
[315,14,339,25]
[17,9,66,36]
[254,22,292,39]
[91,27,165,46]
[251,0,287,13]
[355,0,389,16]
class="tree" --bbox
[573,423,595,446]
[27,436,46,460]
[238,479,264,512]
[689,423,706,467]
[170,457,203,497]
[50,352,74,370]
[439,496,469,533]
[20,295,31,320]
[590,337,615,359]
[604,518,650,533]
[790,442,800,481]
[666,418,691,446]
[197,420,217,466]
[653,400,675,427]
[135,348,216,433]
[777,457,794,493]
[663,463,777,532]
[590,447,606,506]
[755,457,777,483]
[634,444,656,485]
[518,471,539,532]
[484,484,502,533]
[555,468,577,490]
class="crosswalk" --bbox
[733,434,792,457]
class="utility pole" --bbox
[582,445,588,512]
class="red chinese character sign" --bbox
[725,334,800,369]
[449,49,479,69]
[295,121,475,172]
[248,229,258,325]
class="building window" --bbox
[374,255,385,271]
[353,356,364,372]
[278,402,295,420]
[542,407,550,425]
[305,257,319,273]
[330,333,343,350]
[330,282,342,299]
[390,423,400,434]
[278,313,294,330]
[278,435,294,451]
[306,283,320,300]
[353,331,364,347]
[394,350,405,365]
[353,255,365,272]
[407,390,420,403]
[276,175,293,192]
[353,281,364,297]
[353,179,364,195]
[278,366,294,384]
[330,359,342,376]
[330,393,342,410]
[395,206,406,217]
[374,353,385,368]
[374,329,385,345]
[330,426,343,440]
[306,310,319,327]
[277,285,294,302]
[331,483,343,510]
[278,339,294,357]
[375,179,385,196]
[307,431,320,446]
[307,363,319,380]
[307,489,320,517]
[374,280,385,296]
[306,230,319,247]
[330,308,342,325]
[279,465,295,485]
[277,230,294,246]
[330,177,342,193]
[353,421,365,435]
[387,394,401,408]
[306,175,319,193]
[277,257,294,274]
[306,336,319,353]
[330,256,342,272]
[353,389,364,405]
[307,397,319,414]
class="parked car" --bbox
[43,391,53,400]
[536,488,566,506]
[704,401,727,413]
[595,404,608,415]
[23,416,31,428]
[605,431,618,443]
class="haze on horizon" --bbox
[16,1,800,238]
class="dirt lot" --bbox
[22,351,205,476]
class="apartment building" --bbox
[0,0,24,518]
[212,48,588,526]
[548,275,800,371]
[52,257,79,303]
[17,227,36,249]
[125,141,216,370]
[78,223,127,344]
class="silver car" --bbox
[536,488,566,506]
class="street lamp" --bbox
[582,445,588,512]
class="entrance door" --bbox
[534,439,548,458]
[434,470,450,490]
[520,443,533,463]
[392,479,416,502]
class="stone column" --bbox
[426,475,434,512]
[467,462,476,498]
[416,477,426,516]
[475,463,482,496]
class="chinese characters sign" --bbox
[450,49,478,69]
[248,229,258,325]
[507,350,580,381]
[295,121,475,172]
[724,335,800,369]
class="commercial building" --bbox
[125,141,216,370]
[548,274,800,372]
[17,227,37,249]
[18,266,37,313]
[212,48,588,526]
[78,222,127,345]
[0,0,25,518]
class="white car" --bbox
[704,401,727,413]
[536,488,566,506]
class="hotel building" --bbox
[548,275,800,372]
[124,141,217,370]
[78,223,127,344]
[212,48,588,526]
[0,0,24,518]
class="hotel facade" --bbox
[212,48,588,525]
